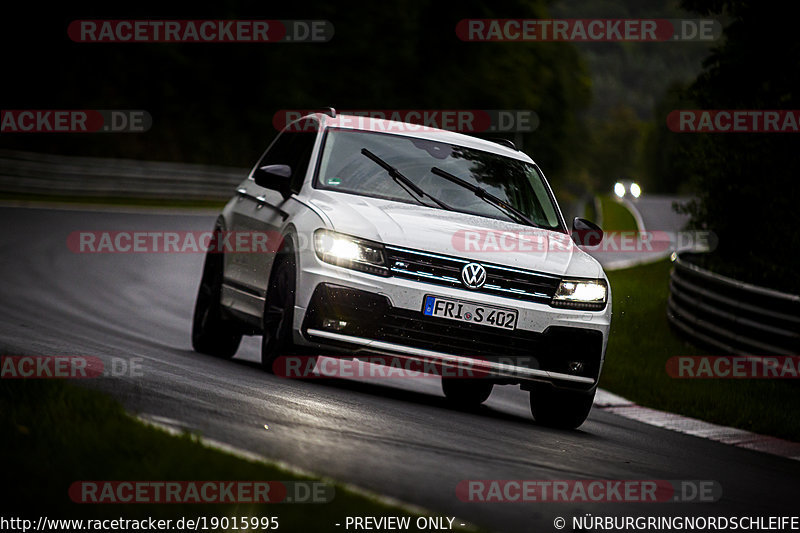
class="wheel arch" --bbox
[262,225,301,325]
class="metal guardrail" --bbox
[0,149,249,201]
[668,252,800,356]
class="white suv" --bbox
[192,111,611,429]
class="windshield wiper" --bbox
[360,149,453,211]
[430,166,539,228]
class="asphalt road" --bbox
[632,195,692,233]
[582,194,696,269]
[1,204,797,532]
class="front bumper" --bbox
[296,280,608,391]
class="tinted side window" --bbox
[258,119,318,193]
[287,119,317,192]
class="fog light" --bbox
[322,319,348,331]
[568,361,584,374]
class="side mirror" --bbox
[572,217,603,247]
[253,164,292,198]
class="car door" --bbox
[223,119,318,321]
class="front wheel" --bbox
[529,385,595,429]
[442,378,493,409]
[261,252,304,373]
[192,245,242,358]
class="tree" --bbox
[583,105,646,192]
[674,0,800,289]
[1,0,591,182]
[641,83,698,194]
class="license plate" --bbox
[422,295,518,330]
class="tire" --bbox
[261,251,315,374]
[192,241,242,358]
[529,385,595,429]
[442,378,493,409]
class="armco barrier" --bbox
[667,252,800,356]
[0,149,248,201]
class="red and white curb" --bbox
[594,389,800,461]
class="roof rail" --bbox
[491,138,517,150]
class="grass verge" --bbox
[601,259,800,442]
[0,378,469,530]
[598,195,638,232]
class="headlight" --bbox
[614,182,626,198]
[551,279,608,310]
[630,182,641,198]
[313,230,389,276]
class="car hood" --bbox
[306,191,604,278]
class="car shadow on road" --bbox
[218,353,602,441]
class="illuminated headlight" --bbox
[630,182,641,198]
[551,279,608,310]
[614,182,626,198]
[314,230,389,276]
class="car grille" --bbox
[376,309,602,381]
[385,245,561,305]
[377,308,543,360]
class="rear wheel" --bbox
[261,252,316,374]
[529,385,595,429]
[442,378,493,409]
[192,242,242,358]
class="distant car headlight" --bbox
[551,279,608,310]
[614,182,626,198]
[314,229,389,276]
[630,182,641,198]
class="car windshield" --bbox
[314,129,563,231]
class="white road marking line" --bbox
[136,413,478,529]
[594,388,800,461]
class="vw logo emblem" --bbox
[461,263,487,289]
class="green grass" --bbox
[602,259,800,441]
[0,379,470,529]
[598,195,638,232]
